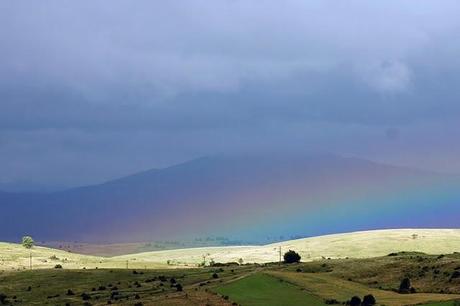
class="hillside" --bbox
[113,229,460,265]
[1,154,459,243]
[2,229,459,271]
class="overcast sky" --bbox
[1,1,460,188]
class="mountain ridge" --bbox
[1,154,459,243]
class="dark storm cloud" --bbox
[1,0,460,184]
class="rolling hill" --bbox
[0,154,459,243]
[114,228,460,265]
[1,229,460,270]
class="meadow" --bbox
[1,229,460,305]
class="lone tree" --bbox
[283,250,301,263]
[21,236,34,249]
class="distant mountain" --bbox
[0,180,69,193]
[1,154,459,243]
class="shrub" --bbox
[451,271,460,279]
[212,273,219,279]
[349,296,361,306]
[399,278,412,293]
[66,289,75,296]
[176,283,183,291]
[54,264,63,269]
[283,250,301,263]
[362,294,376,306]
[81,292,91,300]
[0,293,7,304]
[21,236,34,249]
[324,298,340,304]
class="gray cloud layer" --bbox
[1,1,460,186]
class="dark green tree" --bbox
[399,277,411,293]
[349,296,361,306]
[362,294,376,306]
[283,250,301,263]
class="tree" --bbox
[399,277,411,293]
[362,294,376,306]
[283,250,301,263]
[238,258,244,265]
[349,296,361,306]
[21,236,34,249]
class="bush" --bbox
[66,289,75,296]
[324,298,340,304]
[0,293,7,304]
[81,292,91,300]
[283,250,301,263]
[349,296,361,306]
[362,294,376,306]
[212,273,219,279]
[21,236,34,249]
[54,264,63,269]
[399,278,412,293]
[176,283,183,291]
[451,271,460,279]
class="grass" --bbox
[3,229,460,270]
[0,260,459,305]
[267,271,460,306]
[3,229,460,305]
[215,273,327,306]
[420,302,460,306]
[0,266,252,305]
[281,252,460,294]
[113,228,460,266]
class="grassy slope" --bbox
[421,302,460,306]
[114,229,460,266]
[267,271,460,306]
[0,242,169,270]
[0,266,251,305]
[215,273,327,306]
[2,229,460,270]
[292,252,460,294]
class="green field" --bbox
[421,302,460,306]
[215,273,327,306]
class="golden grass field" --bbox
[1,228,460,270]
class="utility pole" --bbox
[126,260,129,269]
[29,252,32,269]
[279,246,282,265]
